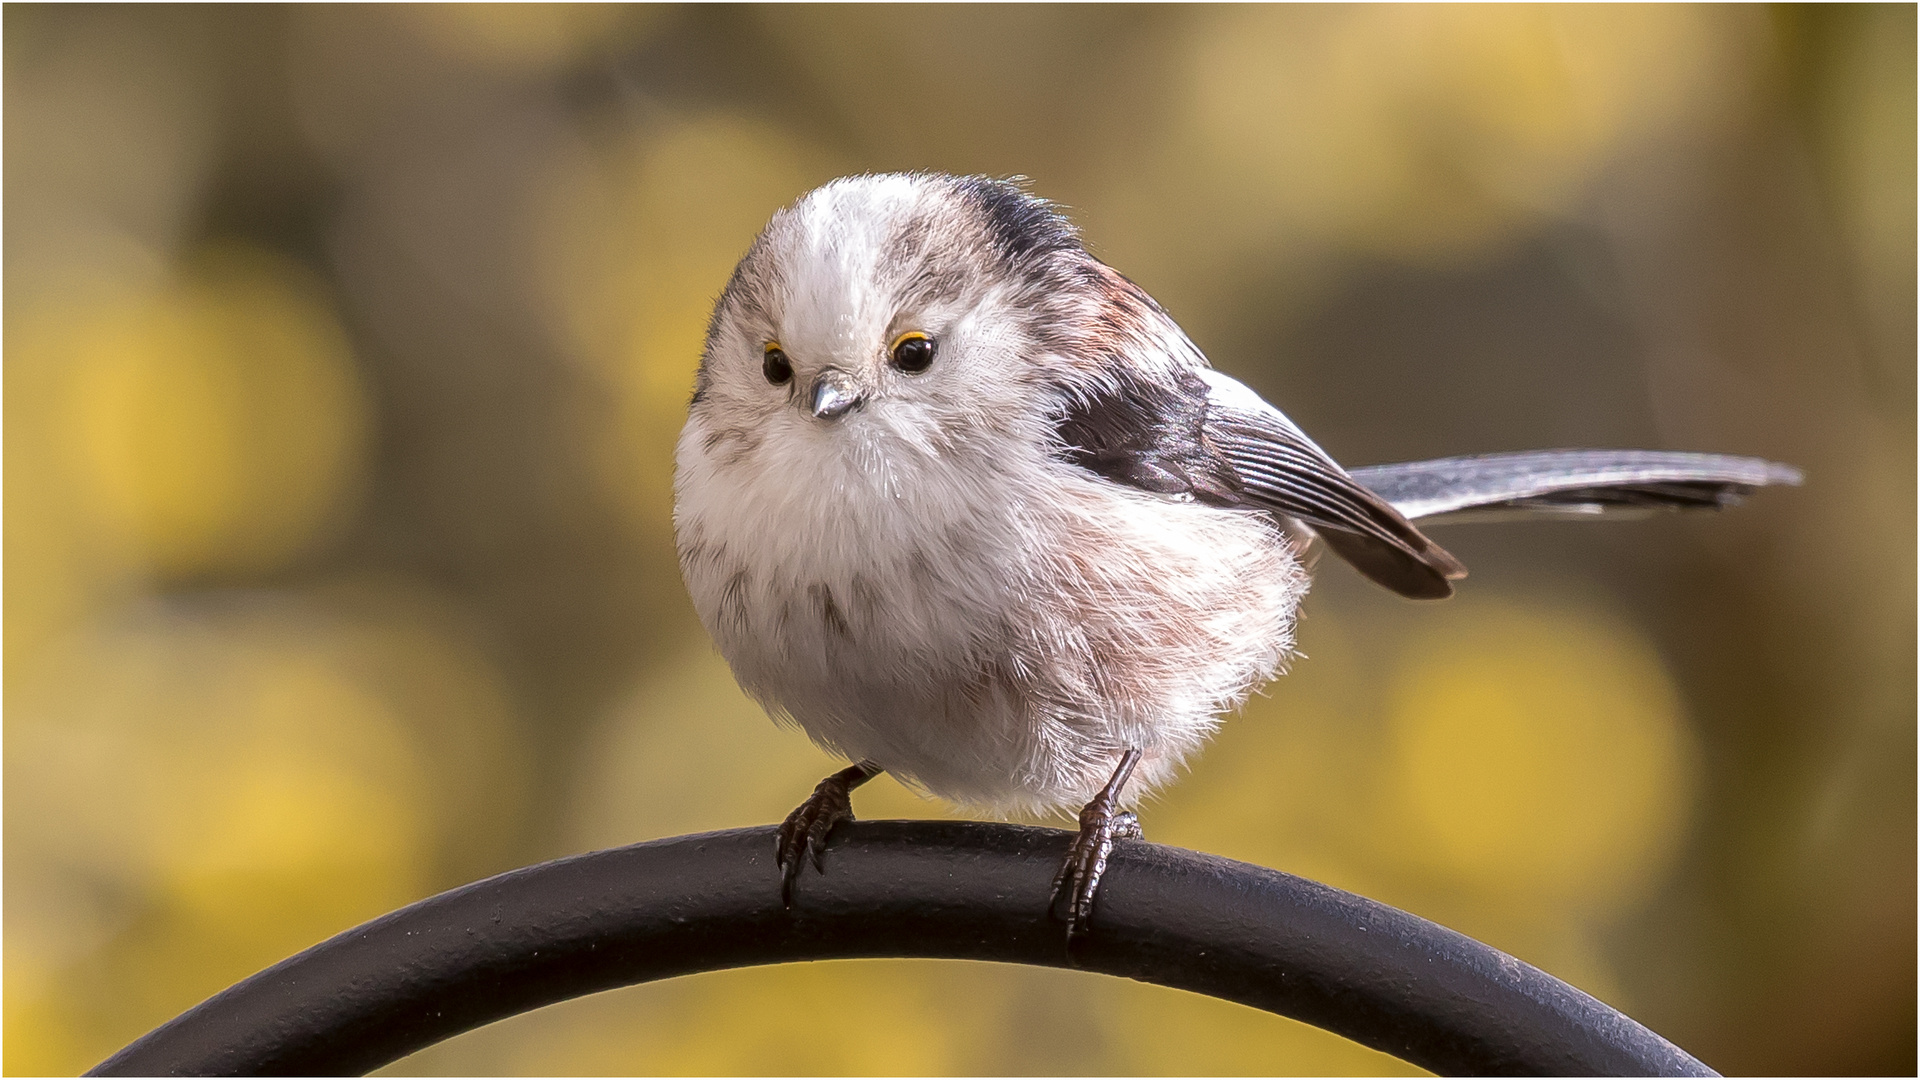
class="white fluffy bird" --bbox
[673,173,1799,935]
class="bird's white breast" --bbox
[675,404,1308,815]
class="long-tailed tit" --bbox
[673,173,1800,937]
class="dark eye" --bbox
[763,344,792,385]
[890,332,935,373]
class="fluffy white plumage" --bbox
[674,174,1306,815]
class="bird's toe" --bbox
[776,771,862,906]
[1050,806,1142,941]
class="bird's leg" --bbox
[777,759,883,906]
[1050,748,1145,941]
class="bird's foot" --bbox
[1050,804,1143,940]
[1050,748,1146,942]
[776,760,881,906]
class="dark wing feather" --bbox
[1055,367,1466,599]
[1348,450,1803,523]
[1055,369,1245,507]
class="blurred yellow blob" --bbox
[63,246,369,580]
[1177,5,1738,261]
[1382,602,1696,910]
[605,961,983,1075]
[8,317,123,673]
[390,960,1000,1075]
[1101,981,1424,1077]
[5,604,433,1076]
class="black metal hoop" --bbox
[88,821,1716,1077]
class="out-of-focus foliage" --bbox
[5,5,1911,1076]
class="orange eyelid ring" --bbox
[890,331,930,351]
[764,341,784,354]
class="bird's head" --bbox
[688,173,1123,481]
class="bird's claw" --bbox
[776,772,860,906]
[1050,804,1142,941]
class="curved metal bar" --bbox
[89,822,1716,1077]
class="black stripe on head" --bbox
[952,176,1081,266]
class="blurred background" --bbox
[5,4,1912,1075]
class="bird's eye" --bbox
[890,332,935,374]
[763,344,793,385]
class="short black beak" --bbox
[809,369,863,420]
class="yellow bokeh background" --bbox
[62,246,369,578]
[6,5,1911,1076]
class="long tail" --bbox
[1348,450,1803,524]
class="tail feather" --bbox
[1349,450,1802,524]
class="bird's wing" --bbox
[1348,450,1804,524]
[1053,367,1467,599]
[1193,369,1465,598]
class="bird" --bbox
[671,172,1801,939]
